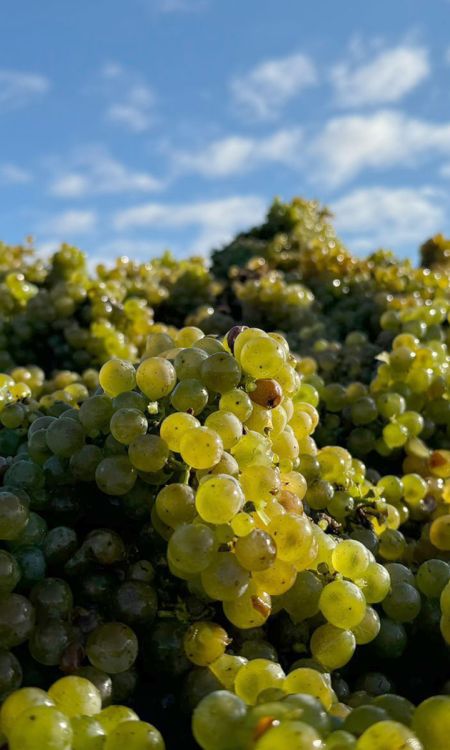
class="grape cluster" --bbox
[0,196,449,749]
[0,675,164,749]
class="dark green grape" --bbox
[43,527,78,565]
[0,648,22,700]
[87,622,138,674]
[113,581,158,625]
[0,593,35,647]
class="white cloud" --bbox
[0,164,33,185]
[100,63,156,132]
[331,44,430,107]
[332,186,445,249]
[174,128,303,177]
[310,110,450,187]
[41,210,97,236]
[113,195,266,251]
[231,53,317,120]
[441,163,450,178]
[0,69,50,111]
[49,147,163,197]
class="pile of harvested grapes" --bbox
[0,198,449,749]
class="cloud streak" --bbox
[173,128,303,177]
[331,44,430,107]
[332,186,444,250]
[113,195,266,251]
[49,147,163,197]
[100,63,156,132]
[0,69,50,112]
[231,52,317,120]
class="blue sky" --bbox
[1,0,450,263]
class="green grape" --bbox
[430,515,450,551]
[79,395,113,433]
[110,408,148,445]
[377,475,404,503]
[239,640,277,662]
[129,434,169,472]
[343,705,390,737]
[283,570,322,622]
[192,690,247,750]
[112,391,147,412]
[283,667,333,709]
[136,356,176,401]
[74,667,113,707]
[46,417,85,457]
[30,577,73,618]
[412,695,450,749]
[95,455,137,495]
[374,618,407,658]
[350,397,378,425]
[310,623,356,669]
[99,359,136,397]
[378,529,406,561]
[319,579,366,629]
[184,621,229,666]
[402,473,427,506]
[43,527,78,565]
[372,694,415,725]
[416,559,450,598]
[0,687,55,737]
[219,388,253,421]
[305,480,334,510]
[201,552,250,601]
[376,393,406,419]
[29,619,71,665]
[385,563,414,586]
[0,649,22,701]
[104,720,166,750]
[174,347,208,380]
[234,529,277,571]
[200,352,241,393]
[171,378,209,414]
[0,490,29,540]
[239,337,286,379]
[0,550,21,592]
[253,557,296,596]
[255,719,324,749]
[160,411,200,452]
[155,483,196,527]
[87,622,138,674]
[223,583,271,628]
[332,540,370,579]
[180,427,223,469]
[48,676,102,717]
[0,593,35,647]
[382,583,421,622]
[196,336,226,355]
[234,658,284,705]
[114,581,158,625]
[209,654,247,690]
[71,716,106,750]
[241,465,281,503]
[325,730,356,749]
[205,411,242,449]
[168,522,215,574]
[356,720,422,749]
[268,514,313,563]
[8,706,73,750]
[96,705,139,733]
[196,474,244,524]
[352,606,380,644]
